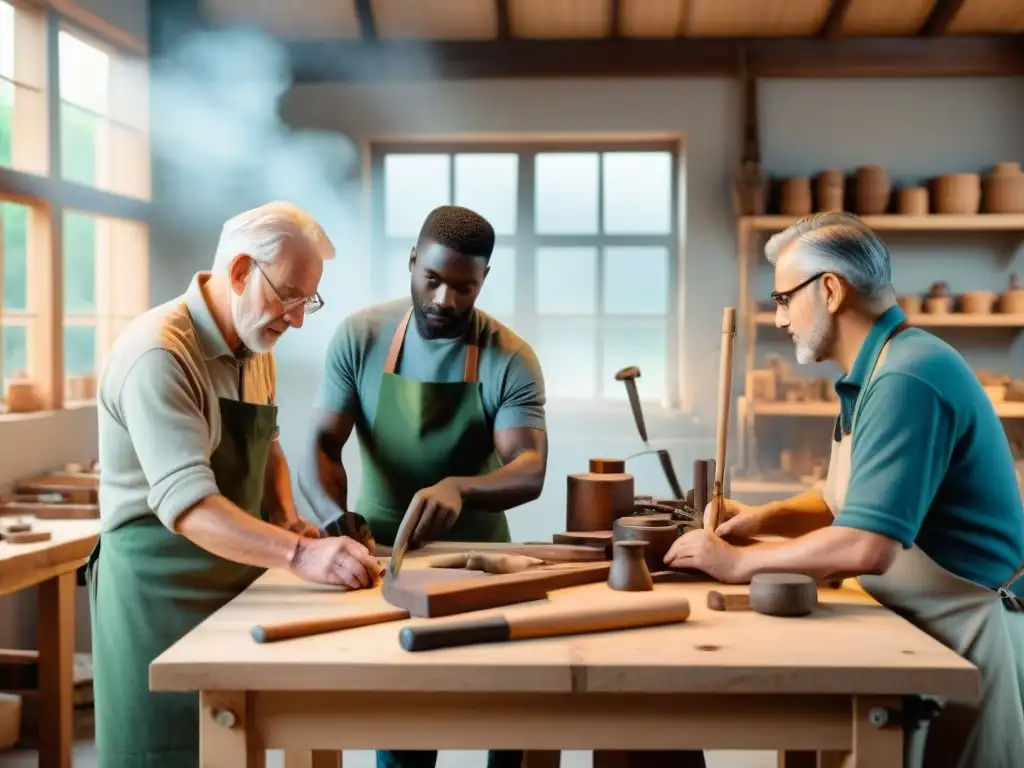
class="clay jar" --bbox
[815,170,844,211]
[898,187,929,216]
[608,541,654,592]
[779,177,812,216]
[855,165,891,215]
[933,174,981,214]
[612,515,682,570]
[998,273,1024,314]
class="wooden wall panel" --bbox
[620,0,688,38]
[688,0,831,37]
[839,0,936,36]
[203,0,361,39]
[510,0,613,39]
[946,0,1024,34]
[372,0,498,40]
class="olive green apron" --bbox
[86,366,277,766]
[359,308,518,768]
[355,307,508,548]
[824,328,1024,768]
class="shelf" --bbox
[742,214,1024,233]
[752,401,1024,418]
[754,311,1024,328]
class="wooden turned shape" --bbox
[612,516,681,570]
[589,457,626,474]
[608,541,654,592]
[749,573,817,617]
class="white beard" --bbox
[231,277,277,354]
[793,306,833,365]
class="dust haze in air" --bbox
[147,24,359,236]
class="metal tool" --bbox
[615,366,685,500]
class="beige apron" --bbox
[823,336,1024,768]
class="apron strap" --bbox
[998,563,1024,610]
[383,307,481,383]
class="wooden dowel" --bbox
[707,307,736,532]
[250,607,410,643]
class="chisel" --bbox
[398,593,691,651]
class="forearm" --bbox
[758,490,834,537]
[735,525,897,582]
[450,449,545,511]
[262,442,298,520]
[174,494,301,570]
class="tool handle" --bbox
[251,607,409,643]
[656,450,684,500]
[708,307,736,531]
[623,378,649,444]
[400,616,510,651]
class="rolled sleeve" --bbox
[316,320,359,414]
[118,349,220,529]
[494,343,547,432]
[833,372,955,547]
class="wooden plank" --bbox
[0,519,100,597]
[920,0,970,35]
[947,0,1024,34]
[510,0,613,39]
[371,0,497,40]
[688,0,830,37]
[619,0,688,38]
[149,551,978,699]
[37,570,75,768]
[836,0,935,37]
[288,35,1024,82]
[0,503,100,520]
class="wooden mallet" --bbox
[705,307,736,532]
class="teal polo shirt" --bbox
[833,305,1024,594]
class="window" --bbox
[0,0,48,175]
[58,28,149,199]
[62,211,148,403]
[371,140,681,405]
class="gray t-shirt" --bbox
[316,298,546,435]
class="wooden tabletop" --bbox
[0,517,100,596]
[150,543,978,701]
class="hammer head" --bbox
[615,366,641,382]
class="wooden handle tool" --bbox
[250,607,410,643]
[398,593,691,652]
[706,307,736,532]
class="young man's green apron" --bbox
[356,308,520,768]
[87,358,277,767]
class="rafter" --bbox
[354,0,377,41]
[496,0,511,40]
[919,0,968,36]
[609,0,622,38]
[819,0,854,38]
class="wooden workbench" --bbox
[150,543,979,767]
[0,518,100,768]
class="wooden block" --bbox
[552,531,613,557]
[2,530,53,544]
[707,590,751,611]
[382,563,612,618]
[13,482,95,505]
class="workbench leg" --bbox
[593,752,704,768]
[820,696,903,768]
[521,751,559,768]
[284,750,342,768]
[37,570,75,768]
[777,752,816,768]
[200,690,264,766]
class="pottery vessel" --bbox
[855,165,891,215]
[933,174,981,214]
[815,170,844,211]
[608,540,654,592]
[898,187,928,216]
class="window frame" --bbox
[0,1,150,416]
[368,135,687,409]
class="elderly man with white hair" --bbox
[87,201,381,765]
[665,211,1024,768]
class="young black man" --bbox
[299,204,547,768]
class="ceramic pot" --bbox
[855,165,891,215]
[815,170,844,211]
[898,187,928,215]
[779,177,812,216]
[608,540,654,592]
[960,291,996,314]
[933,174,981,214]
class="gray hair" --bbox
[765,212,892,303]
[212,201,335,274]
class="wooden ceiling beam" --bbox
[354,0,377,41]
[819,0,855,38]
[288,35,1024,82]
[609,0,622,38]
[919,0,968,36]
[496,0,511,40]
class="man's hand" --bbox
[406,478,464,547]
[664,528,745,583]
[288,535,382,590]
[278,515,322,539]
[707,498,768,539]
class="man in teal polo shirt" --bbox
[665,212,1023,767]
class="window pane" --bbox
[385,245,411,300]
[534,153,598,235]
[2,202,28,311]
[2,323,27,377]
[58,31,109,114]
[60,101,98,186]
[63,212,96,313]
[64,324,95,376]
[476,246,515,317]
[602,323,668,402]
[454,154,518,235]
[532,321,596,399]
[535,247,596,314]
[602,151,673,235]
[604,246,669,315]
[384,154,450,237]
[0,78,11,167]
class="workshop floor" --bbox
[0,744,774,767]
